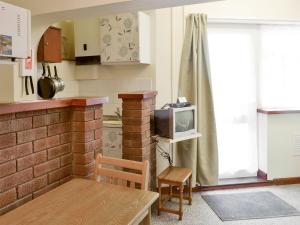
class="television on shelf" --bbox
[154,104,197,139]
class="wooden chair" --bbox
[94,153,150,191]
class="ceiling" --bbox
[2,0,221,16]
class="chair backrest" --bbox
[94,153,149,191]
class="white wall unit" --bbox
[103,124,122,159]
[100,12,151,64]
[0,62,36,102]
[74,17,100,57]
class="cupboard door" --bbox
[100,13,140,64]
[37,27,62,63]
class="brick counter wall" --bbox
[0,105,103,215]
[118,91,157,191]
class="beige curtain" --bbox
[176,14,218,186]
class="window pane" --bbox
[208,24,258,179]
[259,25,300,108]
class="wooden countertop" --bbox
[257,108,300,115]
[0,96,109,115]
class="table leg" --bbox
[188,175,192,205]
[158,180,161,216]
[179,184,183,220]
[139,208,151,225]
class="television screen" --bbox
[175,110,194,132]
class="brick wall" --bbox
[118,91,157,190]
[0,105,103,215]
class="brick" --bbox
[46,135,60,148]
[61,153,72,166]
[59,111,71,122]
[17,152,46,171]
[35,151,47,164]
[47,113,60,125]
[34,158,60,177]
[0,114,15,121]
[17,181,33,198]
[122,99,152,110]
[122,146,150,158]
[72,131,94,143]
[17,155,34,171]
[33,187,47,199]
[33,175,47,191]
[0,189,16,208]
[48,144,71,160]
[47,181,60,191]
[60,176,72,185]
[122,109,150,118]
[0,147,17,164]
[72,110,94,122]
[123,130,150,140]
[0,161,16,178]
[73,161,95,176]
[33,139,47,152]
[17,142,33,158]
[17,127,47,144]
[0,194,31,216]
[0,133,16,150]
[72,121,96,132]
[60,132,72,144]
[94,106,103,119]
[72,140,99,153]
[32,115,47,128]
[48,165,72,184]
[122,116,150,125]
[123,123,150,133]
[16,111,34,118]
[94,129,102,140]
[73,152,94,165]
[0,168,33,192]
[48,123,71,136]
[123,139,151,148]
[0,117,32,135]
[32,110,46,115]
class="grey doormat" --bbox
[202,191,300,221]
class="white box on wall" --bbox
[0,1,31,58]
[0,62,36,103]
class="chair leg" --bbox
[188,175,192,205]
[158,181,162,216]
[179,184,183,221]
[169,185,172,201]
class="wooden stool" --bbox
[157,166,192,220]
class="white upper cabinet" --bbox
[74,17,100,57]
[100,12,150,65]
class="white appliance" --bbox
[0,1,31,58]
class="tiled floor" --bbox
[152,184,300,225]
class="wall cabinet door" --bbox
[74,17,101,57]
[100,12,150,65]
[37,26,62,63]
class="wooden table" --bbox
[0,179,159,225]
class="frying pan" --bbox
[37,63,56,99]
[54,65,65,92]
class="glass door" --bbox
[208,24,258,179]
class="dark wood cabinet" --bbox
[37,26,62,63]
